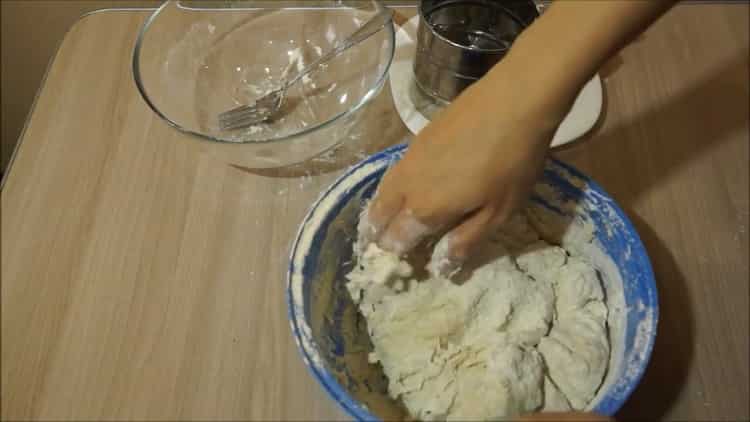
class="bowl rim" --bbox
[286,143,659,421]
[131,0,396,145]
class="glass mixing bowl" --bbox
[133,0,395,168]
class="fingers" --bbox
[357,201,393,249]
[359,201,433,257]
[428,202,512,277]
[359,165,440,256]
[367,188,402,237]
[445,205,501,261]
[379,209,433,256]
[357,170,404,248]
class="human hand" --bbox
[358,0,676,274]
[360,58,569,274]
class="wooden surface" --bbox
[1,1,164,171]
[1,4,748,421]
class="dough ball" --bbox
[538,311,609,410]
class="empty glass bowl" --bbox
[133,0,395,168]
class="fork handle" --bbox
[285,6,394,88]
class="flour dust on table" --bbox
[346,209,610,421]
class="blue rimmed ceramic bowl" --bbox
[287,143,658,420]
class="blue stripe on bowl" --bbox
[287,143,658,420]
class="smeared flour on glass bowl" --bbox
[346,208,610,420]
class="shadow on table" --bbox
[571,52,748,419]
[616,211,695,421]
[561,51,749,206]
[231,84,410,179]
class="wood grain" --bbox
[555,5,749,421]
[1,4,748,421]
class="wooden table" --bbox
[2,4,748,421]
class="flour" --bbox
[346,210,610,420]
[287,47,314,86]
[225,46,319,142]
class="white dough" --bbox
[538,309,609,410]
[542,375,572,412]
[346,212,609,420]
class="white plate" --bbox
[390,15,603,148]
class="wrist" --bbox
[478,50,575,140]
[503,32,585,118]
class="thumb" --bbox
[378,209,434,256]
[357,170,404,249]
[428,204,511,277]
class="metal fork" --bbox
[218,7,394,131]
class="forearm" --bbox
[482,0,675,126]
[371,1,679,263]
